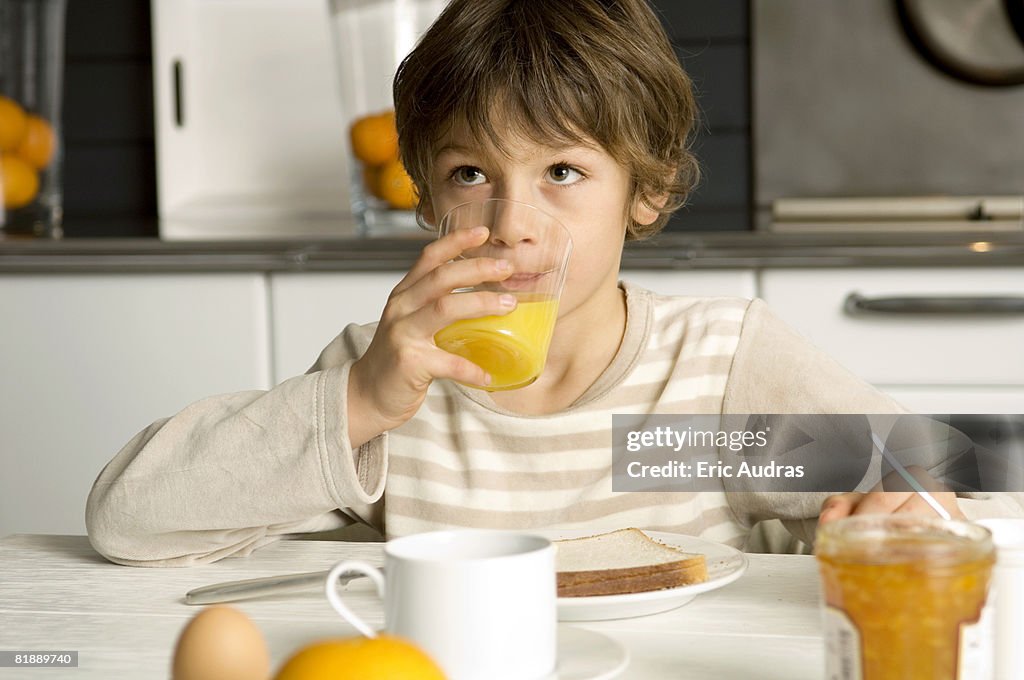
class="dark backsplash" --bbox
[63,0,158,237]
[60,0,750,238]
[660,0,752,232]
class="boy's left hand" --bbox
[818,465,966,524]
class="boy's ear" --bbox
[631,191,665,226]
[419,196,436,226]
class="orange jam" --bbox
[816,515,994,680]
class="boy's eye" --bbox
[548,164,583,185]
[451,166,487,186]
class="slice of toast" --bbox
[554,528,707,597]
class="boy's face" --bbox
[424,123,659,318]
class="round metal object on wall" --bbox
[1007,0,1024,45]
[896,0,1024,86]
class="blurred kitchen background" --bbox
[1,0,1022,538]
[50,0,1024,238]
[56,0,753,237]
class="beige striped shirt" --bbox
[382,285,749,545]
[85,282,1023,566]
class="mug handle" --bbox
[325,560,386,639]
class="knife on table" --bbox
[185,569,359,605]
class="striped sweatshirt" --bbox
[85,282,1024,565]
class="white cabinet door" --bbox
[621,269,757,299]
[0,274,271,537]
[760,268,1024,386]
[270,272,404,384]
[880,387,1024,414]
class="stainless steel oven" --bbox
[753,0,1024,231]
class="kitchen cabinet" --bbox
[880,387,1024,414]
[759,267,1024,412]
[269,272,404,383]
[0,274,271,538]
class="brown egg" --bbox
[172,605,270,680]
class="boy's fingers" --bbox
[850,491,914,516]
[393,257,513,316]
[818,493,861,524]
[423,346,492,388]
[820,490,965,523]
[392,226,490,296]
[405,290,518,337]
[892,491,966,520]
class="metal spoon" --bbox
[871,431,952,520]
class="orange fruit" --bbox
[15,115,56,170]
[350,110,399,166]
[273,635,446,680]
[378,158,418,210]
[362,163,385,200]
[1,154,40,208]
[0,96,29,152]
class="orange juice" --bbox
[434,295,559,391]
[816,516,994,680]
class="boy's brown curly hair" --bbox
[393,0,700,240]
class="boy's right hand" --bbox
[346,226,516,448]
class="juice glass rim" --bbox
[437,198,574,299]
[439,197,572,237]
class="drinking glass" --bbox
[434,198,572,391]
[0,0,66,238]
[327,0,444,235]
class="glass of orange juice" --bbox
[433,198,572,391]
[816,514,995,680]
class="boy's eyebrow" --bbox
[436,143,477,155]
[436,141,603,161]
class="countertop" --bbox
[1,230,1023,272]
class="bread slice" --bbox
[554,528,707,597]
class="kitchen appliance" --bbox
[771,195,1023,232]
[150,0,445,240]
[151,0,352,239]
[754,0,1024,231]
[897,0,1024,87]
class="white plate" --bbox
[548,625,629,680]
[543,530,749,621]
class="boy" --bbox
[86,0,1020,565]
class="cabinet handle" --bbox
[844,293,1024,315]
[173,59,185,127]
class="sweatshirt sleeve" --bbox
[721,299,1024,542]
[85,323,387,566]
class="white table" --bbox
[0,535,826,679]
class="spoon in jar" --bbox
[871,431,952,521]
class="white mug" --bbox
[325,529,557,680]
[976,519,1024,680]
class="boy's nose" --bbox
[489,220,536,247]
[488,202,539,248]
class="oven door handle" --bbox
[844,292,1024,315]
